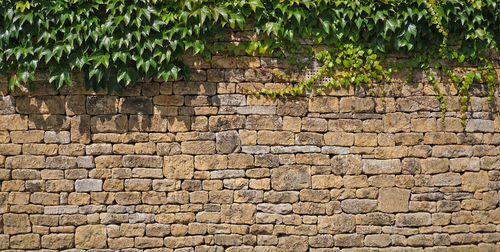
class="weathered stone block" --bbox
[44,131,70,144]
[10,233,40,249]
[90,115,128,133]
[309,96,339,113]
[181,141,216,154]
[246,115,283,130]
[164,155,194,179]
[75,179,103,192]
[277,97,308,116]
[221,204,256,224]
[123,155,162,167]
[465,119,494,132]
[341,199,377,213]
[362,159,401,174]
[119,97,153,114]
[429,173,462,186]
[6,155,45,168]
[216,131,240,153]
[277,235,308,251]
[0,114,28,130]
[3,213,30,234]
[340,97,375,113]
[86,96,118,114]
[382,113,410,133]
[41,234,74,249]
[0,95,15,114]
[364,234,391,247]
[324,132,354,146]
[237,106,276,115]
[450,157,480,172]
[17,96,66,114]
[129,115,168,132]
[395,213,431,227]
[302,118,327,132]
[257,131,294,146]
[421,158,449,174]
[271,166,310,191]
[194,155,227,171]
[378,188,410,213]
[46,156,77,169]
[173,82,216,95]
[462,171,489,192]
[75,225,107,249]
[212,94,246,106]
[334,234,363,247]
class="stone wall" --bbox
[0,59,500,251]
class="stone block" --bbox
[271,166,310,190]
[0,95,15,114]
[277,235,308,251]
[212,94,246,106]
[340,97,375,113]
[324,132,354,146]
[164,155,194,179]
[341,199,377,213]
[462,171,489,192]
[362,159,401,174]
[221,204,256,224]
[90,115,128,133]
[16,96,66,114]
[257,131,295,146]
[465,119,494,132]
[3,213,30,234]
[119,97,153,114]
[10,233,40,249]
[129,115,168,132]
[44,131,70,144]
[209,115,246,131]
[181,141,216,154]
[309,96,339,113]
[6,155,45,168]
[86,96,118,114]
[75,225,107,249]
[194,155,227,171]
[378,188,410,213]
[277,97,308,116]
[46,156,77,169]
[421,158,449,174]
[0,114,28,130]
[430,173,462,186]
[382,113,410,133]
[123,155,162,167]
[334,234,363,247]
[75,179,103,192]
[237,106,276,115]
[246,115,283,130]
[41,234,74,249]
[395,213,431,227]
[216,130,240,153]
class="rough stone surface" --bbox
[378,188,410,213]
[271,166,310,191]
[216,130,240,153]
[75,179,103,192]
[75,225,107,249]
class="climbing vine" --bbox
[0,0,499,123]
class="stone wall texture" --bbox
[0,57,500,251]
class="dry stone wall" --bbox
[0,58,500,251]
